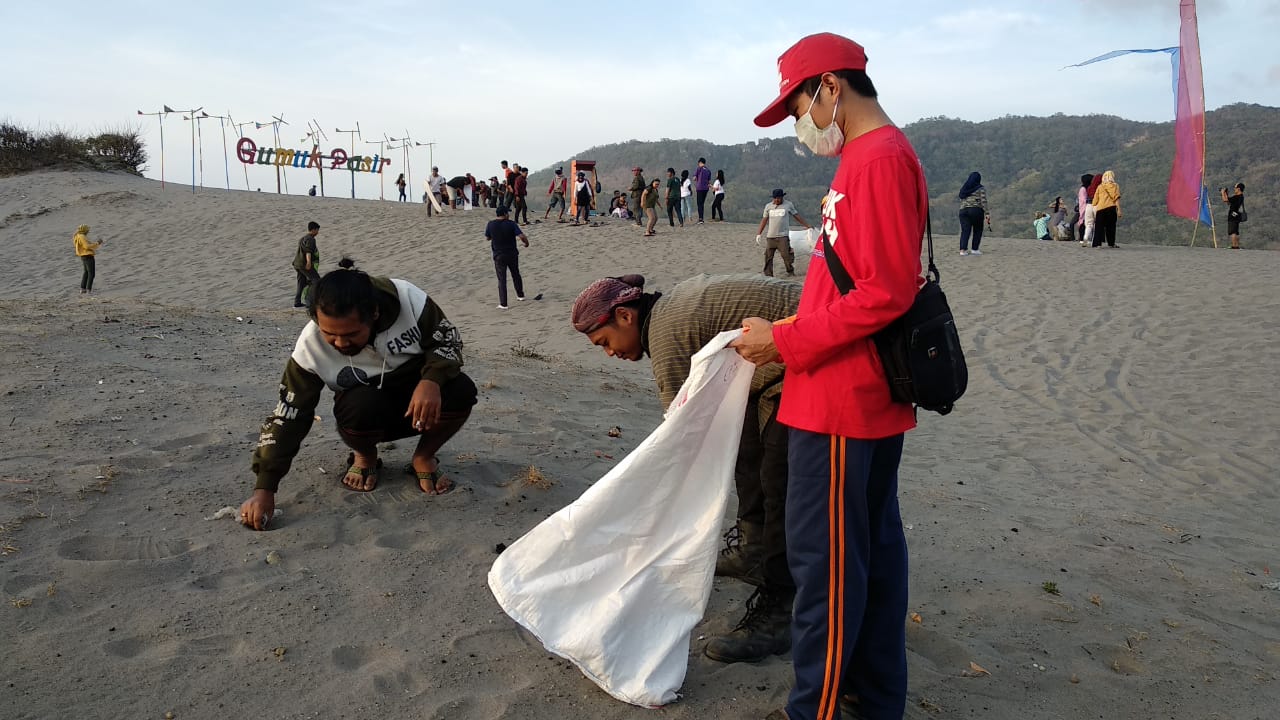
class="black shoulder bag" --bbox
[822,211,968,415]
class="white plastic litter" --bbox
[789,227,820,256]
[488,330,754,707]
[205,506,282,522]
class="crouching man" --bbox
[571,273,800,663]
[239,259,477,530]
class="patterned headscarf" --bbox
[571,275,646,333]
[77,224,90,234]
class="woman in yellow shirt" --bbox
[1091,170,1122,248]
[73,224,103,294]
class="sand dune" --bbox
[1,171,1277,719]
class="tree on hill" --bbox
[530,104,1277,250]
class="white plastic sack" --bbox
[789,227,820,255]
[488,330,754,707]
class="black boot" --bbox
[715,521,765,586]
[704,587,793,663]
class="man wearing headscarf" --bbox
[571,273,802,664]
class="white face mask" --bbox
[795,88,844,157]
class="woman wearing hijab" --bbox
[957,171,989,256]
[73,224,103,294]
[1075,174,1094,245]
[1091,170,1121,248]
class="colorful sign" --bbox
[235,137,389,174]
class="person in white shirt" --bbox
[680,170,693,221]
[425,167,446,216]
[711,170,727,221]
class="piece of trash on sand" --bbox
[909,612,922,624]
[1262,580,1280,591]
[962,661,991,677]
[205,506,283,521]
[265,550,282,565]
[607,425,622,438]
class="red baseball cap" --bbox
[753,33,868,128]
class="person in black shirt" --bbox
[1221,182,1245,249]
[486,206,529,309]
[291,221,321,307]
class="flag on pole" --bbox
[1168,0,1207,224]
[1065,0,1209,226]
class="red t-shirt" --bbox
[773,125,926,439]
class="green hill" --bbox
[530,103,1276,249]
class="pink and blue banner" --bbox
[1066,0,1210,225]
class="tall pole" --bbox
[136,106,172,188]
[400,130,413,200]
[336,122,361,199]
[365,137,388,200]
[304,120,329,198]
[231,116,258,191]
[184,112,209,187]
[266,114,289,194]
[415,141,437,181]
[388,137,412,202]
[203,111,232,190]
[171,106,202,194]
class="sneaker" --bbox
[959,249,969,256]
[1079,241,1087,246]
[969,249,982,256]
[496,305,509,310]
[516,296,526,301]
[704,588,793,663]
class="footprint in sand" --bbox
[57,534,192,562]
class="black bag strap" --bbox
[822,209,938,296]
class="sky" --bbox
[5,0,1278,200]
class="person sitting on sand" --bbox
[73,224,104,294]
[239,259,477,530]
[571,272,801,664]
[1034,211,1051,241]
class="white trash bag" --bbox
[789,227,820,255]
[488,330,754,707]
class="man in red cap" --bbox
[731,32,926,720]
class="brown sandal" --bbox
[342,453,382,492]
[411,456,453,495]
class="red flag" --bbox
[1167,0,1206,221]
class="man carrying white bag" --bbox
[488,328,753,706]
[488,274,801,706]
